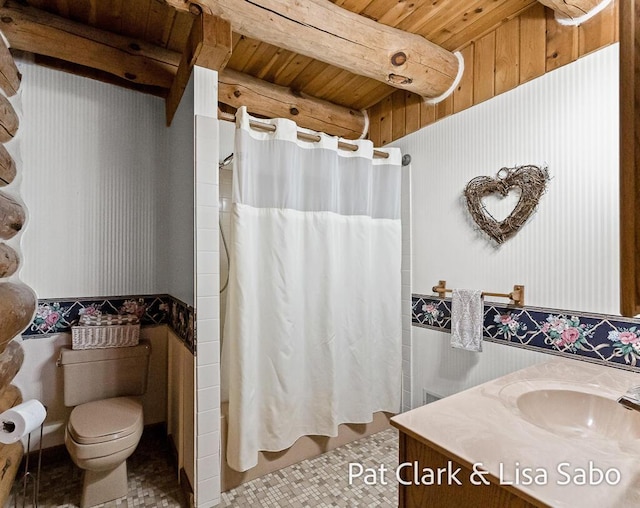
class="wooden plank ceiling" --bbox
[14,0,537,111]
[368,0,619,145]
[3,0,618,143]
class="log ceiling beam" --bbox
[219,69,366,139]
[0,1,180,88]
[0,37,19,97]
[0,1,179,88]
[166,13,232,125]
[164,0,462,101]
[537,0,612,25]
[0,1,367,137]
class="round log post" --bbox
[0,35,29,508]
[0,244,18,278]
[0,36,21,98]
[537,0,612,25]
[0,284,36,352]
[0,385,21,414]
[0,341,23,393]
[0,94,18,143]
[0,387,22,508]
[0,442,22,504]
[0,193,25,239]
[0,145,16,187]
[0,145,15,187]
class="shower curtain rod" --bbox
[218,110,390,159]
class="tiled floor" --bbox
[220,429,399,507]
[20,427,398,507]
[11,427,185,508]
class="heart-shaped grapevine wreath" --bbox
[464,165,549,244]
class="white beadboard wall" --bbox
[391,44,620,408]
[400,165,412,413]
[164,68,196,493]
[163,73,195,306]
[18,57,167,298]
[13,55,226,506]
[11,56,191,450]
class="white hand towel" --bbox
[451,289,484,352]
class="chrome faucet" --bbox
[617,386,640,412]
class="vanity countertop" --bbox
[391,359,640,508]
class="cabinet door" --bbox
[398,433,539,508]
[620,0,640,316]
[167,332,195,490]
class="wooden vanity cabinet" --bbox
[396,430,544,508]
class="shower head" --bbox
[219,153,234,169]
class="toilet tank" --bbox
[58,341,151,406]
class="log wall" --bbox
[0,32,33,506]
[0,244,18,278]
[367,0,619,146]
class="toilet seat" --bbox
[68,397,143,445]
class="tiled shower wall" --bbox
[193,67,221,508]
[391,44,620,407]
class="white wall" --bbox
[162,65,197,499]
[19,56,195,304]
[14,59,173,446]
[13,57,223,508]
[163,74,195,306]
[19,57,167,298]
[391,44,620,408]
[400,165,412,412]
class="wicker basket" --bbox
[71,323,140,350]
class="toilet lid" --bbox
[68,397,143,445]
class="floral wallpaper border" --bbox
[412,294,640,372]
[24,294,196,353]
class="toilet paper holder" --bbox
[11,411,45,508]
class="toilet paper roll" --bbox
[0,399,46,444]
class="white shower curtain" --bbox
[222,107,402,472]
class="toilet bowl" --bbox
[65,397,143,507]
[58,341,150,507]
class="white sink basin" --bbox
[394,361,640,508]
[516,389,640,440]
[496,378,640,447]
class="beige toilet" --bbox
[59,341,151,508]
